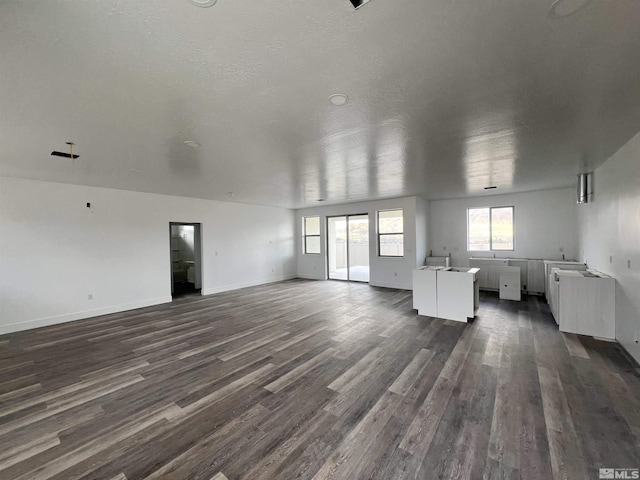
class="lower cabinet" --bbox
[555,270,615,339]
[412,267,480,323]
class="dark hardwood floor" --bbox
[1,279,640,479]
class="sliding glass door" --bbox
[327,214,369,283]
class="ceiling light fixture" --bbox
[188,0,217,7]
[184,140,201,148]
[350,0,373,9]
[328,94,349,106]
[549,0,591,17]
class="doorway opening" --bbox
[170,222,202,298]
[327,214,370,283]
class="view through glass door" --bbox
[327,214,369,282]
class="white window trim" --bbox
[467,206,515,252]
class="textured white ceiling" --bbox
[1,0,640,208]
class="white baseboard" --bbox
[202,274,298,296]
[296,276,411,290]
[619,339,640,366]
[369,280,412,291]
[0,296,173,336]
[296,273,326,281]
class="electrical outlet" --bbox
[86,202,91,208]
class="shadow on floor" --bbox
[172,282,201,299]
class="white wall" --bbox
[296,196,425,290]
[578,131,640,363]
[0,176,296,334]
[429,188,578,267]
[415,196,429,268]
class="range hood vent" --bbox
[577,172,592,204]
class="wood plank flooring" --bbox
[1,279,640,479]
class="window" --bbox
[303,216,320,254]
[467,206,514,251]
[377,209,404,257]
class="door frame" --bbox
[169,222,203,296]
[326,213,369,283]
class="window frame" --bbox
[377,209,404,258]
[467,206,515,252]
[302,216,321,255]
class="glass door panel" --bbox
[347,215,370,282]
[328,216,347,280]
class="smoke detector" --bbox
[328,94,349,106]
[189,0,217,7]
[549,0,591,17]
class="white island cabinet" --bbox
[436,268,480,323]
[412,266,442,317]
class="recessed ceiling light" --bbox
[184,140,201,148]
[328,94,349,106]
[188,0,217,7]
[549,0,590,17]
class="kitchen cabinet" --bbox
[425,256,451,268]
[499,270,521,301]
[412,266,440,317]
[468,258,520,300]
[554,270,615,339]
[412,267,480,322]
[526,260,545,295]
[543,260,587,300]
[469,258,509,290]
[436,268,480,323]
